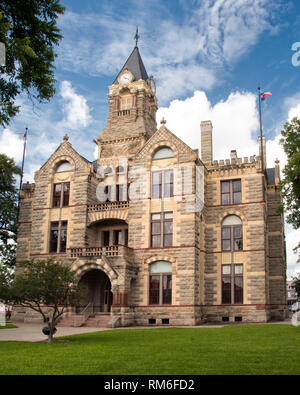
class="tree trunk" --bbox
[48,321,55,343]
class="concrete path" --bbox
[0,322,107,342]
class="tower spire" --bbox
[134,27,139,47]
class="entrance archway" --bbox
[79,269,113,313]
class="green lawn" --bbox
[0,324,299,375]
[0,324,18,329]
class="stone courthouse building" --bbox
[15,43,287,326]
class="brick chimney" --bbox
[200,120,213,165]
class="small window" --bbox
[56,161,72,173]
[221,180,241,205]
[50,221,67,253]
[52,182,70,208]
[151,213,173,248]
[153,147,174,160]
[162,318,169,325]
[222,317,229,322]
[221,216,243,252]
[149,319,156,325]
[235,316,242,322]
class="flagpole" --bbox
[17,127,28,220]
[257,86,264,172]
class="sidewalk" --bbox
[0,322,108,342]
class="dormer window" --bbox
[56,161,72,173]
[153,147,174,160]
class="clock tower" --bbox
[96,42,158,159]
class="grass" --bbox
[0,324,299,375]
[0,323,18,329]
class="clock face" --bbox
[120,72,132,84]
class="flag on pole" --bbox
[17,131,27,141]
[261,92,272,101]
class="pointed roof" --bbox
[113,46,149,84]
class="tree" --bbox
[279,117,300,255]
[0,259,87,343]
[0,0,65,127]
[0,153,21,269]
[294,275,300,299]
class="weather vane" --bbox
[134,27,139,47]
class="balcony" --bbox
[69,244,134,260]
[87,201,129,225]
[88,201,129,213]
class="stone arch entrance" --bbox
[79,269,113,313]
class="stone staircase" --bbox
[58,313,112,328]
[57,315,78,327]
[83,314,112,328]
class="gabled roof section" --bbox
[135,121,199,163]
[37,136,93,177]
[113,46,149,84]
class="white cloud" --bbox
[157,88,299,279]
[0,129,24,163]
[288,102,300,120]
[192,0,277,65]
[56,0,280,103]
[157,90,259,160]
[59,81,92,130]
[285,224,300,279]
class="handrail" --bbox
[80,301,93,319]
[69,244,134,258]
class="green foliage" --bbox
[279,117,300,255]
[0,259,88,342]
[0,0,65,126]
[0,154,21,268]
[294,275,300,298]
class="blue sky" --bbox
[1,0,299,276]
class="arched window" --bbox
[153,147,174,160]
[221,215,243,251]
[149,261,172,305]
[104,166,112,175]
[56,161,72,173]
[221,215,243,305]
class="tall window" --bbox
[149,261,172,305]
[50,221,67,253]
[221,215,243,251]
[53,182,70,208]
[221,215,243,304]
[221,180,241,205]
[151,170,174,199]
[151,212,173,248]
[222,264,243,304]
